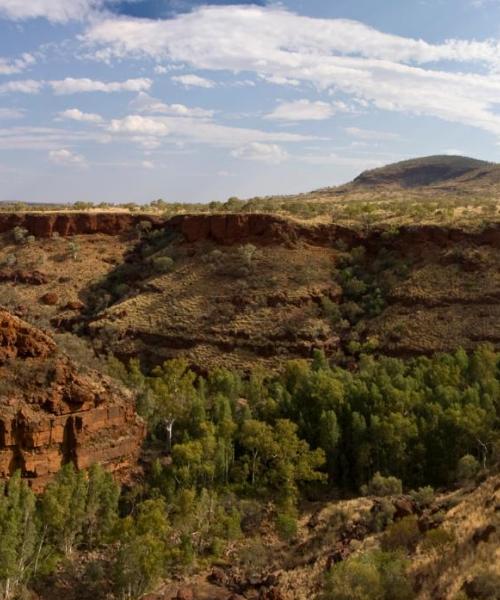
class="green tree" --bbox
[113,498,170,599]
[40,463,88,557]
[0,473,37,599]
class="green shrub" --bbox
[381,516,421,552]
[409,486,435,508]
[151,256,174,274]
[12,226,28,244]
[276,512,298,542]
[323,550,413,600]
[361,472,403,497]
[456,455,480,482]
[422,527,455,551]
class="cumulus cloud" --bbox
[109,115,170,136]
[0,53,36,75]
[0,0,102,22]
[171,74,215,88]
[59,108,103,123]
[266,99,336,121]
[50,77,152,94]
[83,5,500,136]
[0,79,43,94]
[49,148,87,167]
[129,92,214,118]
[231,142,288,164]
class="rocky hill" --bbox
[0,309,145,490]
[350,155,492,189]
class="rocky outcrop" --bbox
[167,214,500,251]
[0,269,49,284]
[0,212,163,238]
[0,309,144,491]
[0,211,499,251]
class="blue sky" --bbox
[1,0,500,204]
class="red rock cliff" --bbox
[0,310,145,491]
[0,212,163,238]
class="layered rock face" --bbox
[0,212,162,238]
[0,309,144,490]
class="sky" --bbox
[1,1,500,204]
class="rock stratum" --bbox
[0,309,145,490]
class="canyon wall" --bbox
[0,309,145,491]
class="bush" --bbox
[150,256,174,274]
[276,512,298,542]
[422,527,455,551]
[409,486,435,508]
[323,550,413,600]
[464,569,500,599]
[456,455,480,482]
[381,516,421,552]
[12,226,28,244]
[361,472,403,497]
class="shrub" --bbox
[369,498,396,533]
[4,254,16,267]
[381,516,421,552]
[276,512,298,542]
[422,527,455,551]
[361,472,403,497]
[464,569,500,599]
[12,226,28,244]
[456,455,480,482]
[323,550,413,600]
[409,486,435,508]
[151,256,174,274]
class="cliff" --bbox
[0,309,145,491]
[0,212,163,238]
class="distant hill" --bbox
[351,155,493,188]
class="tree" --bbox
[113,499,170,600]
[39,463,88,557]
[83,464,120,548]
[0,472,37,600]
[150,359,199,450]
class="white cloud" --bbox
[142,160,154,169]
[0,125,110,150]
[231,142,288,164]
[266,99,336,121]
[109,115,170,136]
[0,0,101,22]
[59,108,103,123]
[129,92,214,118]
[258,74,300,87]
[0,108,24,119]
[107,114,312,147]
[83,5,500,136]
[171,74,215,88]
[154,65,167,74]
[345,127,400,141]
[49,148,87,167]
[0,53,35,75]
[0,79,43,94]
[50,77,152,94]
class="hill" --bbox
[350,155,492,189]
